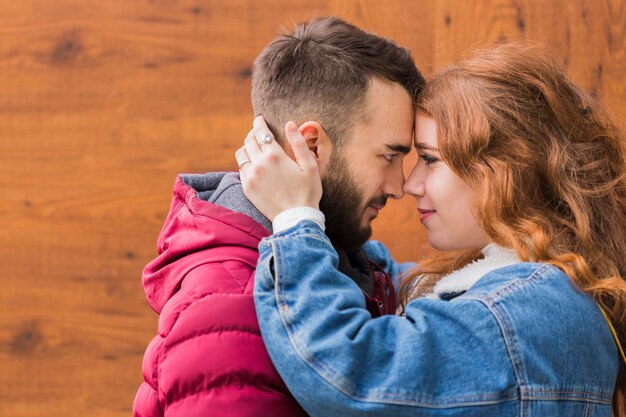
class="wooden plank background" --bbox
[0,1,623,416]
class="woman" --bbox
[236,43,626,416]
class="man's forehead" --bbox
[362,127,414,150]
[349,79,415,150]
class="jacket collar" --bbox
[431,244,522,300]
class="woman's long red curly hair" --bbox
[398,43,626,415]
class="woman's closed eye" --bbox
[419,153,439,164]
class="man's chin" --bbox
[327,225,372,252]
[361,212,378,231]
[353,225,373,249]
[359,220,373,234]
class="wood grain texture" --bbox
[0,1,623,416]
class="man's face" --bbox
[320,78,415,251]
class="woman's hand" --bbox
[236,116,322,221]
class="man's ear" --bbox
[298,121,333,174]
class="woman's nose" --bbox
[403,163,425,198]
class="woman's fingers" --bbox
[285,121,318,174]
[243,129,262,162]
[253,116,280,151]
[237,117,323,220]
[235,146,250,169]
[244,118,316,176]
[235,146,251,184]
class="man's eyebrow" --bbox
[386,143,412,154]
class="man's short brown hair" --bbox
[252,16,425,147]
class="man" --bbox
[133,16,424,417]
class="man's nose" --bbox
[383,166,406,200]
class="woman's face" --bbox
[404,115,491,251]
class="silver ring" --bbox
[258,133,274,145]
[237,159,251,169]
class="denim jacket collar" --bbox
[431,244,522,300]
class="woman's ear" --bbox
[298,121,333,174]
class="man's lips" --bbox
[367,196,387,217]
[418,208,436,222]
[368,204,385,215]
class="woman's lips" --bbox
[418,208,436,223]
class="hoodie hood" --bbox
[181,172,272,232]
[142,173,270,313]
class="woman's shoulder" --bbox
[457,262,605,342]
[464,262,611,331]
[460,262,618,401]
[462,261,610,356]
[465,262,571,301]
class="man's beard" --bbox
[319,151,387,252]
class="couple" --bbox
[134,16,626,417]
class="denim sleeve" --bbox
[362,240,416,288]
[254,221,517,417]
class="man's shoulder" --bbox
[156,259,259,337]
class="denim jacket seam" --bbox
[272,237,365,400]
[470,264,610,406]
[486,264,556,301]
[346,390,520,407]
[519,387,612,404]
[469,268,554,392]
[469,296,529,417]
[275,233,363,397]
[484,299,528,384]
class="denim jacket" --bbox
[253,221,619,417]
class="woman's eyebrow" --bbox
[415,143,439,151]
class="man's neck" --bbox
[334,245,374,295]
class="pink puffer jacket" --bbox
[133,176,307,417]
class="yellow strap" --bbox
[598,305,626,365]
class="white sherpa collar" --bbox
[430,244,522,300]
